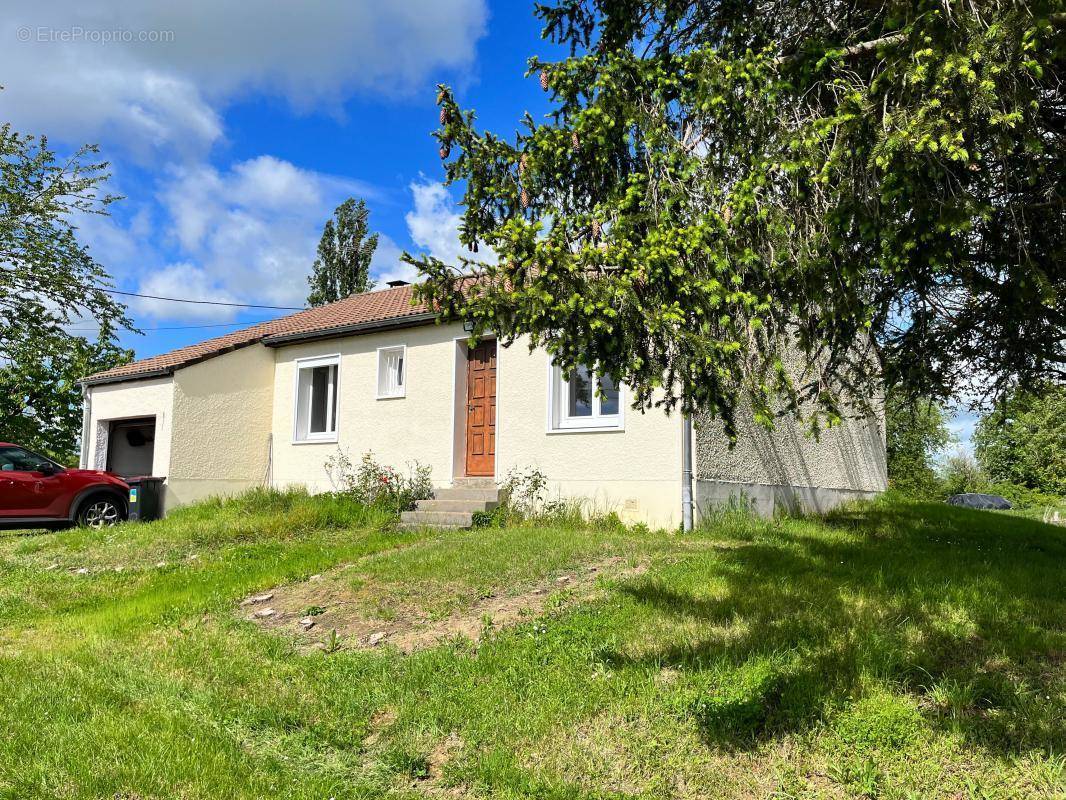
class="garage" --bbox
[106,417,157,478]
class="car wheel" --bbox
[77,495,126,528]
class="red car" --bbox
[0,443,129,530]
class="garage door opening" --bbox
[107,417,156,478]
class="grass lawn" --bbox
[0,490,1064,799]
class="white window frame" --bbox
[376,344,407,399]
[546,359,624,433]
[292,354,340,443]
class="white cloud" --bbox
[76,155,379,322]
[0,0,488,158]
[405,179,491,268]
[133,262,242,322]
[370,234,419,287]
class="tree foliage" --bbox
[408,0,1065,438]
[307,198,378,307]
[0,331,132,464]
[1,122,132,459]
[885,394,951,497]
[974,385,1066,494]
[1,125,130,361]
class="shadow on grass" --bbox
[599,500,1066,755]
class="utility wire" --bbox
[65,320,278,332]
[101,287,304,311]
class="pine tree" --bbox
[409,0,1065,439]
[307,198,378,307]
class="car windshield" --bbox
[0,446,56,472]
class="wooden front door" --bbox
[465,340,497,477]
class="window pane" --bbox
[309,365,330,433]
[396,356,404,388]
[598,374,619,415]
[567,366,593,417]
[328,365,338,430]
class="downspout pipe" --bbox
[79,383,91,469]
[681,414,694,532]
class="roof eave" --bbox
[261,312,438,347]
[80,367,175,388]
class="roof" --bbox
[83,284,434,386]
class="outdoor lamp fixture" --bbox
[463,321,475,332]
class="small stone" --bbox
[309,574,322,581]
[367,631,388,647]
[253,607,276,619]
[554,575,570,584]
[45,563,59,571]
[113,566,124,572]
[241,592,274,606]
[299,617,315,629]
[531,588,545,595]
[155,561,166,568]
[75,567,89,575]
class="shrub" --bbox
[325,449,433,514]
[885,394,951,498]
[941,452,987,496]
[974,385,1066,495]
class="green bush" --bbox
[324,449,434,514]
[974,385,1066,495]
[885,394,951,498]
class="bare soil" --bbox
[242,556,647,653]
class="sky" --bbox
[1,1,976,453]
[1,0,560,354]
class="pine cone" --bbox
[439,107,449,125]
[439,143,451,159]
[722,206,732,224]
[540,69,550,91]
[591,219,602,239]
[571,131,580,150]
[519,153,529,176]
[520,188,530,209]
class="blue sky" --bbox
[2,1,976,452]
[2,1,562,356]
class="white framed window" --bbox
[377,345,406,399]
[293,355,339,442]
[548,360,623,431]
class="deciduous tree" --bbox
[1,124,130,363]
[0,330,132,464]
[307,198,378,306]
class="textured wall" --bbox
[168,344,276,507]
[694,407,887,492]
[496,335,683,528]
[270,323,462,494]
[86,376,174,480]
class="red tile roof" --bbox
[83,284,432,385]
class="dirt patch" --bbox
[242,556,647,654]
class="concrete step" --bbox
[400,510,475,528]
[450,477,498,489]
[417,498,498,513]
[432,487,501,502]
[396,522,465,531]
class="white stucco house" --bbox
[80,283,887,527]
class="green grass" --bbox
[0,490,1064,799]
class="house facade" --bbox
[81,284,888,527]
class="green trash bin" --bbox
[127,476,166,522]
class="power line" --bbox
[65,320,277,332]
[101,288,304,311]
